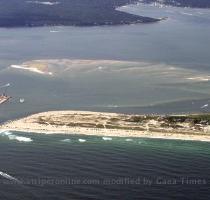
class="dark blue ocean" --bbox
[0,131,210,200]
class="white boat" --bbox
[19,98,25,103]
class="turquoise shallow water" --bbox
[0,131,210,199]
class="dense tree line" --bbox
[0,0,158,27]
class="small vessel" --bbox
[0,94,11,105]
[19,98,25,103]
[0,83,11,105]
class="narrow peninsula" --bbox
[2,111,210,142]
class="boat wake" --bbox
[0,171,21,183]
[26,1,60,6]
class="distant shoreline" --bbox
[0,19,160,28]
[1,110,210,142]
[0,0,160,28]
[0,0,210,28]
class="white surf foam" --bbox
[125,138,133,142]
[186,77,210,82]
[8,135,33,142]
[180,12,193,16]
[0,131,33,142]
[61,139,71,142]
[0,130,12,136]
[78,139,86,143]
[102,137,112,141]
[50,30,60,33]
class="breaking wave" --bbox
[0,130,12,136]
[78,139,86,143]
[61,139,71,142]
[125,138,133,142]
[102,137,112,141]
[50,30,60,33]
[0,130,33,142]
[8,135,33,142]
[180,12,193,16]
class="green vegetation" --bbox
[164,114,210,125]
[36,113,210,134]
[142,0,210,8]
[124,115,158,123]
[0,0,159,27]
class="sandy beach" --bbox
[1,110,210,142]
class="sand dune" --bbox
[1,110,210,142]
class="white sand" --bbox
[1,110,210,142]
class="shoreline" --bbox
[0,1,160,28]
[1,110,210,142]
[2,127,210,142]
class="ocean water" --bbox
[0,131,210,200]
